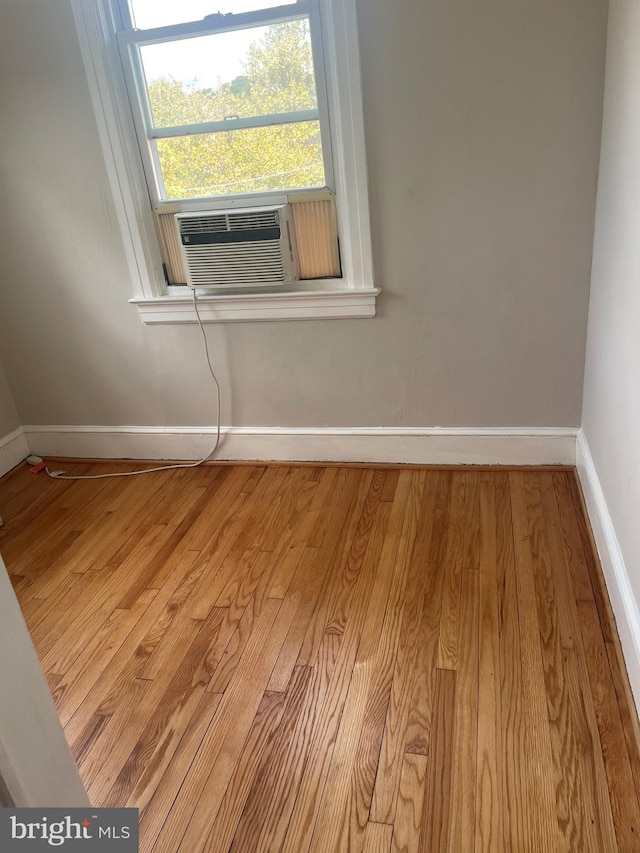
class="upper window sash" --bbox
[114,0,334,203]
[116,8,318,139]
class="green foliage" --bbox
[148,20,325,199]
[230,75,251,97]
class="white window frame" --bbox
[116,1,336,207]
[71,0,378,323]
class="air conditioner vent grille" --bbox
[183,242,285,286]
[178,209,279,236]
[228,210,279,230]
[179,215,227,235]
[176,204,298,289]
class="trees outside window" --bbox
[148,21,325,199]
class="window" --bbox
[72,0,378,321]
[118,0,332,202]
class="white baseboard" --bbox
[0,427,29,478]
[22,424,578,466]
[576,429,640,710]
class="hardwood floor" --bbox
[1,461,640,851]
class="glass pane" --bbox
[140,19,317,128]
[128,0,296,31]
[155,120,325,198]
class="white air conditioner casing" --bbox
[175,204,299,289]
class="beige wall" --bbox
[582,0,640,604]
[0,355,20,438]
[0,0,607,429]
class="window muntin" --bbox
[117,1,332,204]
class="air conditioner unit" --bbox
[175,204,299,289]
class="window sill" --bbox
[129,284,380,324]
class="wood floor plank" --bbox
[565,472,615,644]
[528,473,617,850]
[494,472,531,853]
[523,472,580,849]
[146,473,255,598]
[363,822,393,853]
[249,466,303,552]
[100,607,230,807]
[280,475,416,853]
[552,472,596,603]
[0,465,88,540]
[79,611,207,803]
[115,480,228,609]
[184,467,284,621]
[33,522,177,664]
[62,549,206,744]
[206,554,284,694]
[21,569,101,649]
[241,497,395,853]
[265,631,343,853]
[323,470,389,637]
[509,472,562,853]
[305,499,410,853]
[476,473,502,853]
[72,713,111,768]
[462,470,481,568]
[138,480,287,684]
[542,473,619,851]
[296,468,377,667]
[379,468,400,503]
[437,472,466,670]
[392,753,427,853]
[523,473,574,651]
[206,494,317,695]
[267,466,334,599]
[267,468,372,690]
[577,599,640,851]
[418,667,455,853]
[56,471,178,575]
[228,664,316,853]
[49,588,158,713]
[448,569,479,853]
[264,543,330,694]
[15,528,101,604]
[606,639,640,808]
[77,674,154,789]
[1,471,115,572]
[199,689,288,853]
[307,659,375,853]
[307,466,350,549]
[0,461,45,506]
[12,473,132,598]
[138,691,222,853]
[370,472,438,824]
[3,462,639,853]
[403,472,451,755]
[264,470,347,685]
[154,594,298,853]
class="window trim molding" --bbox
[130,284,380,324]
[71,0,377,322]
[71,0,164,298]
